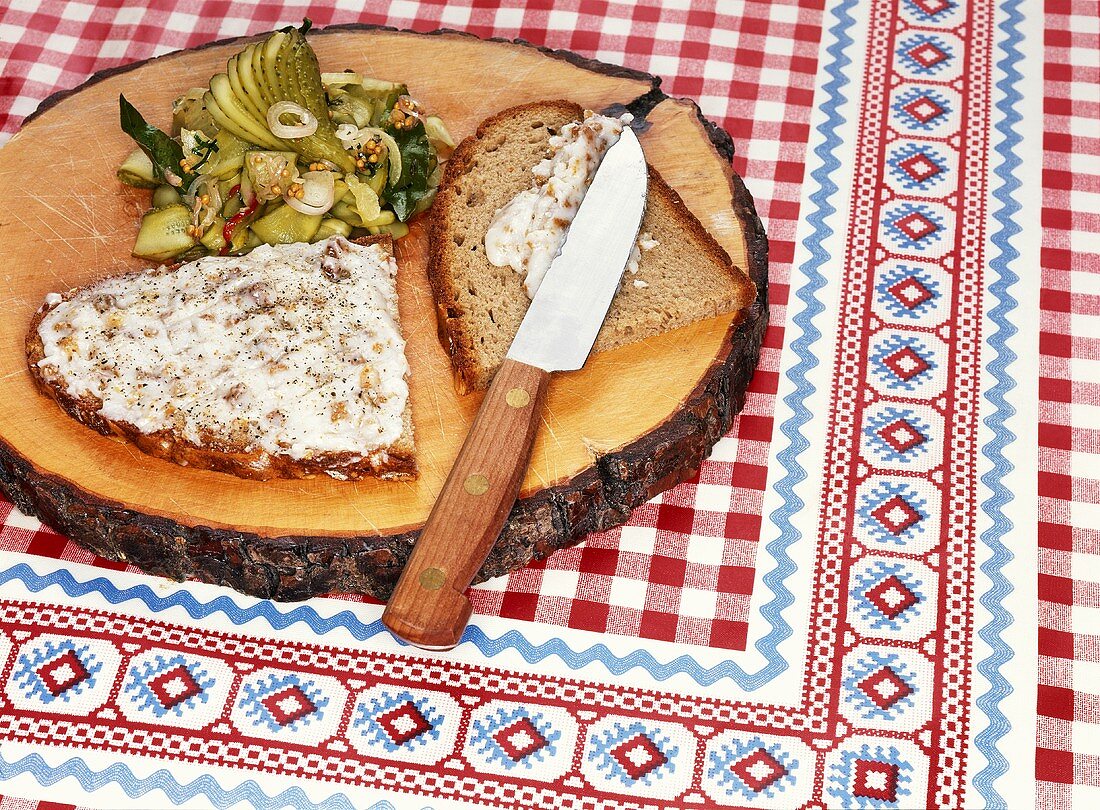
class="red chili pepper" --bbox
[219,184,255,256]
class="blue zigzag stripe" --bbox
[0,1,861,694]
[754,0,859,688]
[0,750,376,810]
[973,0,1025,804]
[0,562,753,686]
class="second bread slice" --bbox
[428,100,756,393]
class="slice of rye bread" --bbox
[25,236,416,481]
[428,100,757,394]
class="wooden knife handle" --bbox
[382,358,550,649]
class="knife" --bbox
[382,126,648,650]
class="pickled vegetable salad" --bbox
[116,20,454,263]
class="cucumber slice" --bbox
[360,78,406,97]
[227,54,266,125]
[368,84,408,127]
[367,166,387,196]
[205,129,249,179]
[217,173,242,201]
[330,199,363,227]
[242,229,263,252]
[236,44,270,118]
[321,72,363,87]
[259,33,284,108]
[171,91,218,137]
[274,31,356,172]
[252,38,273,106]
[132,204,196,262]
[222,194,243,219]
[117,148,157,188]
[423,115,456,150]
[361,210,395,228]
[204,92,255,147]
[250,203,323,244]
[210,73,286,150]
[367,221,409,239]
[200,216,227,252]
[311,217,353,242]
[152,184,182,207]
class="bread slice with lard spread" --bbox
[26,235,415,480]
[428,100,756,394]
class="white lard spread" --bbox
[36,237,409,462]
[484,111,632,298]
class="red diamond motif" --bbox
[853,759,900,801]
[731,748,788,793]
[888,276,934,309]
[907,41,950,68]
[882,346,931,381]
[901,96,946,124]
[493,717,549,761]
[376,701,432,745]
[878,418,926,453]
[894,211,938,241]
[865,575,920,619]
[148,665,202,710]
[610,733,667,780]
[261,685,317,727]
[912,0,952,14]
[898,152,942,183]
[36,649,90,696]
[858,666,913,709]
[871,496,923,535]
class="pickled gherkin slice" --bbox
[250,203,323,244]
[132,204,195,262]
[270,29,355,171]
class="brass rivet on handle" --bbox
[506,388,531,408]
[464,474,489,496]
[419,567,446,590]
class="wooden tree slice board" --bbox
[0,27,768,601]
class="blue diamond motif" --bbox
[469,706,561,771]
[851,562,926,631]
[858,482,929,546]
[843,652,919,721]
[864,407,933,464]
[708,736,799,800]
[897,33,955,75]
[352,690,442,752]
[886,203,946,249]
[827,744,915,808]
[587,721,677,787]
[888,143,950,191]
[238,673,329,733]
[123,654,214,718]
[870,334,938,392]
[894,87,953,131]
[13,640,103,705]
[876,265,941,321]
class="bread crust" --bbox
[427,100,756,394]
[25,236,417,481]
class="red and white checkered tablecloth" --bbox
[1036,1,1100,806]
[0,1,1096,808]
[0,0,820,653]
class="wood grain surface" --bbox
[0,26,768,600]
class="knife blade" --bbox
[382,125,649,650]
[507,126,649,372]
